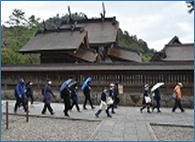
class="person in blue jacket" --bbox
[69,81,80,112]
[41,80,55,115]
[14,78,28,113]
[152,88,161,112]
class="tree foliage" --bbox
[117,29,155,62]
[2,9,155,64]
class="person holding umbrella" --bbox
[151,82,164,113]
[172,82,184,112]
[69,81,80,112]
[140,84,151,113]
[81,77,95,110]
[60,78,72,117]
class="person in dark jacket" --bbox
[60,81,72,117]
[140,84,151,113]
[26,81,34,105]
[41,81,55,115]
[113,83,120,108]
[14,78,28,113]
[95,88,112,118]
[83,81,95,110]
[152,88,161,112]
[109,83,116,114]
[69,81,80,112]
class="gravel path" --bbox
[151,125,193,141]
[2,115,100,141]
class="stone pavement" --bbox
[2,100,194,141]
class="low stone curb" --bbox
[150,122,194,128]
[3,112,102,122]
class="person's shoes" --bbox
[157,110,161,113]
[107,114,112,118]
[140,108,143,113]
[41,112,46,115]
[147,110,151,113]
[65,113,70,117]
[95,113,99,118]
[83,107,87,110]
[92,107,95,109]
[111,111,115,114]
[51,112,54,115]
[181,110,185,113]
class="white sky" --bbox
[1,1,194,51]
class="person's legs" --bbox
[64,97,70,116]
[88,94,94,109]
[157,100,161,112]
[147,104,151,113]
[42,102,47,114]
[14,98,20,113]
[172,99,178,112]
[47,103,54,115]
[140,105,146,112]
[106,105,112,117]
[30,94,34,104]
[178,100,184,112]
[21,98,28,112]
[74,100,80,112]
[95,109,102,118]
[83,94,87,109]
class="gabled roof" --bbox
[19,28,87,53]
[61,17,119,45]
[66,47,98,62]
[107,46,141,63]
[166,36,181,45]
[151,36,194,62]
[163,43,194,61]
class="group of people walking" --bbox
[13,77,120,118]
[140,82,185,113]
[13,77,185,118]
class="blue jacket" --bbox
[43,85,54,103]
[15,83,26,99]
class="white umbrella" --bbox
[151,82,164,92]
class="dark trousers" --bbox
[63,95,71,115]
[14,97,27,113]
[83,94,94,109]
[70,99,80,112]
[172,99,184,112]
[27,94,34,104]
[152,100,161,111]
[95,105,112,117]
[42,101,53,114]
[140,104,150,112]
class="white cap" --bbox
[110,83,115,87]
[48,81,52,85]
[178,82,183,87]
[144,84,149,88]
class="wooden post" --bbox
[6,101,8,129]
[26,102,29,122]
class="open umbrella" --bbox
[151,82,164,92]
[60,79,72,92]
[81,77,92,90]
